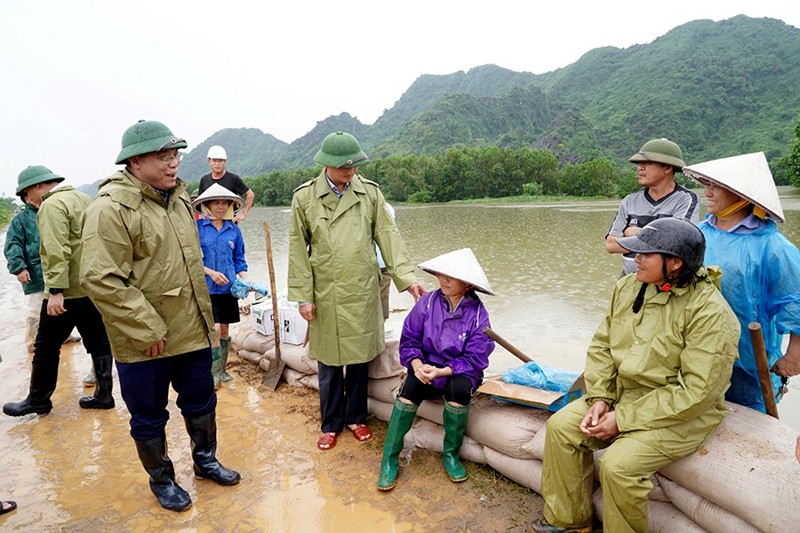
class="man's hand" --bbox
[233,211,247,224]
[299,303,315,321]
[405,283,426,302]
[144,338,166,358]
[16,269,31,284]
[46,293,66,316]
[580,400,621,441]
[773,333,800,377]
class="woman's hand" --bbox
[205,268,229,286]
[414,363,451,384]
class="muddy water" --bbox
[3,189,800,531]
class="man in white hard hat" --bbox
[198,145,254,223]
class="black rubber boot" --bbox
[134,435,192,512]
[3,364,58,416]
[184,412,241,486]
[79,355,115,409]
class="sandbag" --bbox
[368,398,394,422]
[466,396,549,459]
[417,399,444,426]
[656,474,759,533]
[238,349,270,372]
[592,489,706,532]
[279,344,318,375]
[659,403,800,532]
[242,331,276,354]
[368,376,403,404]
[483,445,543,494]
[405,418,487,465]
[368,338,405,379]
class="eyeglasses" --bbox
[152,151,184,165]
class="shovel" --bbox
[261,221,285,390]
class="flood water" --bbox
[3,188,800,531]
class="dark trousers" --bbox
[32,296,112,371]
[399,371,474,406]
[116,348,216,441]
[317,361,369,433]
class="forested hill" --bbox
[179,15,800,180]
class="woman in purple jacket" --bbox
[377,248,495,491]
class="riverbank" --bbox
[0,331,547,532]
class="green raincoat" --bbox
[80,170,215,364]
[38,185,92,299]
[288,173,416,365]
[4,205,44,295]
[541,267,740,532]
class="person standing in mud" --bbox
[605,138,699,276]
[288,131,425,451]
[80,120,240,512]
[4,185,45,353]
[2,166,115,417]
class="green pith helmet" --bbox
[16,165,65,196]
[629,138,686,171]
[616,217,706,272]
[313,131,368,168]
[115,119,188,164]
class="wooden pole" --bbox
[260,221,284,389]
[749,322,779,418]
[483,327,533,364]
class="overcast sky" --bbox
[1,0,798,198]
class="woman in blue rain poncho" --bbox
[684,152,800,413]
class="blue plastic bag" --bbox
[230,276,270,299]
[502,362,580,394]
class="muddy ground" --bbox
[1,337,546,532]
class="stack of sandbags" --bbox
[230,327,800,531]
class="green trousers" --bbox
[541,399,705,533]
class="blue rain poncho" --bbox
[700,217,800,412]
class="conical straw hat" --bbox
[683,152,784,222]
[417,248,494,295]
[191,183,244,214]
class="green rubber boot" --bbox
[210,346,223,390]
[219,337,234,382]
[377,399,418,491]
[442,401,470,482]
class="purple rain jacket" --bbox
[399,289,495,390]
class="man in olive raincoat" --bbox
[288,131,424,451]
[535,218,739,533]
[80,120,239,513]
[3,166,115,417]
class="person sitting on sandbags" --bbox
[533,218,740,533]
[377,248,495,491]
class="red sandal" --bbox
[348,424,373,442]
[317,432,338,451]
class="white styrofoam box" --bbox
[279,301,308,345]
[251,300,275,337]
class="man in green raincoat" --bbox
[288,131,425,451]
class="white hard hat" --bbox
[683,152,784,222]
[417,248,494,295]
[207,145,228,160]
